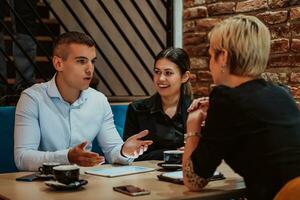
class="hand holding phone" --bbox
[113,185,150,196]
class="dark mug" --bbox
[53,165,80,185]
[38,162,61,175]
[163,150,183,164]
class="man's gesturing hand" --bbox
[68,141,104,166]
[122,130,153,158]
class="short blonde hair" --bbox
[208,15,270,77]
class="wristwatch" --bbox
[184,132,201,143]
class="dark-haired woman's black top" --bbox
[191,79,300,200]
[123,93,191,161]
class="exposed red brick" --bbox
[269,24,290,39]
[184,0,193,8]
[236,0,268,13]
[268,0,290,8]
[290,7,300,20]
[277,72,289,84]
[291,23,300,38]
[193,84,210,96]
[268,55,290,67]
[184,6,208,20]
[290,72,300,83]
[183,0,299,95]
[290,0,300,6]
[184,32,207,46]
[184,0,205,8]
[290,55,300,67]
[189,73,197,83]
[183,20,196,33]
[185,44,209,57]
[289,84,300,100]
[262,72,288,83]
[197,70,212,82]
[190,57,209,69]
[291,39,300,53]
[271,38,289,53]
[257,11,288,25]
[206,0,218,4]
[207,2,235,16]
[196,18,221,32]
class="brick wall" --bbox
[183,0,300,100]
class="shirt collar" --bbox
[150,93,162,114]
[47,74,89,106]
[149,93,187,116]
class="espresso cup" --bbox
[38,162,61,175]
[163,150,183,164]
[53,165,80,185]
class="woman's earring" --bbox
[221,65,226,73]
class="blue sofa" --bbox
[0,105,128,173]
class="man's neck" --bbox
[55,75,80,104]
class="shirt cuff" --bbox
[54,149,70,165]
[111,144,134,164]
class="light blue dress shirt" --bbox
[14,75,133,171]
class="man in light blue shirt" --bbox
[14,32,153,171]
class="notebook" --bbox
[85,166,156,177]
[157,170,225,184]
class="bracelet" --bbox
[184,132,201,143]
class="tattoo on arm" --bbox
[184,157,208,190]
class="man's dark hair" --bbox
[52,31,95,59]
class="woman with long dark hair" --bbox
[123,47,192,160]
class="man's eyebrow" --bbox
[74,56,88,59]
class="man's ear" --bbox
[181,71,190,84]
[52,56,63,72]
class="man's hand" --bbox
[122,130,153,158]
[68,141,105,166]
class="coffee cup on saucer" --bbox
[38,162,61,175]
[163,150,183,164]
[53,165,80,185]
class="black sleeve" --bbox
[191,87,241,178]
[123,104,140,141]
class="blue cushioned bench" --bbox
[0,104,128,173]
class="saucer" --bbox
[45,179,88,190]
[157,162,182,171]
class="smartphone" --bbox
[113,185,150,196]
[16,173,39,182]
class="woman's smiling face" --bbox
[153,58,187,98]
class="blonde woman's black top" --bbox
[191,79,300,200]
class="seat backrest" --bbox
[91,104,128,155]
[0,106,17,173]
[274,176,300,200]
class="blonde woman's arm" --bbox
[183,108,209,191]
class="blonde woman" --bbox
[183,15,300,200]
